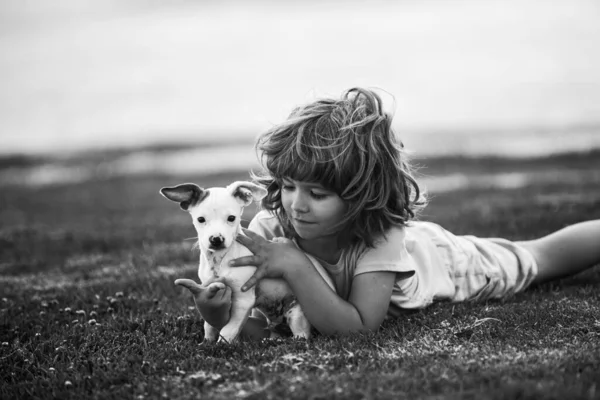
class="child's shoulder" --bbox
[361,225,408,262]
[360,222,442,263]
[376,225,407,246]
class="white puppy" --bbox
[160,181,335,343]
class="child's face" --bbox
[280,178,347,241]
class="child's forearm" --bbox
[283,261,371,335]
[231,231,390,335]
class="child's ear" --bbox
[160,183,204,211]
[227,181,268,207]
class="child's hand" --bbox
[231,228,308,291]
[174,278,232,329]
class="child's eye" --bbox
[310,192,328,200]
[227,216,236,222]
[197,217,206,223]
[281,184,294,191]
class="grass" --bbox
[1,152,600,399]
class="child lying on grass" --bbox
[177,87,600,339]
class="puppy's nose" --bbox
[209,235,224,247]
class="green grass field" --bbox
[1,151,600,399]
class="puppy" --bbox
[160,181,335,343]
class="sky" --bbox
[1,0,600,156]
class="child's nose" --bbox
[291,192,309,213]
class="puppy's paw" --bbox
[201,337,218,345]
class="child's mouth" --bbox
[293,218,315,225]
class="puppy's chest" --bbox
[198,244,253,283]
[205,254,223,277]
[198,257,223,281]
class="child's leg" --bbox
[517,220,600,284]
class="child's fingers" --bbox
[207,283,225,295]
[174,279,202,295]
[242,268,267,292]
[241,228,265,241]
[235,233,257,252]
[237,228,270,250]
[219,286,232,301]
[271,237,292,244]
[229,255,263,267]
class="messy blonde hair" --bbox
[254,87,426,256]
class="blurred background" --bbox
[1,0,600,185]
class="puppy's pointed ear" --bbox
[160,183,204,211]
[227,181,267,207]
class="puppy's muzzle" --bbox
[209,235,226,249]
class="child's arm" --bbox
[232,230,397,335]
[286,261,396,334]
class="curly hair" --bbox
[253,87,426,253]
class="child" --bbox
[189,87,600,338]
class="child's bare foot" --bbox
[175,278,232,329]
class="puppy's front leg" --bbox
[217,290,255,344]
[203,321,220,343]
[286,303,312,339]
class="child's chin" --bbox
[291,223,332,241]
[295,229,330,242]
[292,227,316,240]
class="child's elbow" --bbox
[319,317,383,337]
[357,307,386,332]
[327,323,381,337]
[361,319,384,333]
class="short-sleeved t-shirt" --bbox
[248,210,538,316]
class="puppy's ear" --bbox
[160,183,205,211]
[227,181,268,207]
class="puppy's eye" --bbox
[197,217,206,223]
[227,216,236,222]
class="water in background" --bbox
[1,0,600,160]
